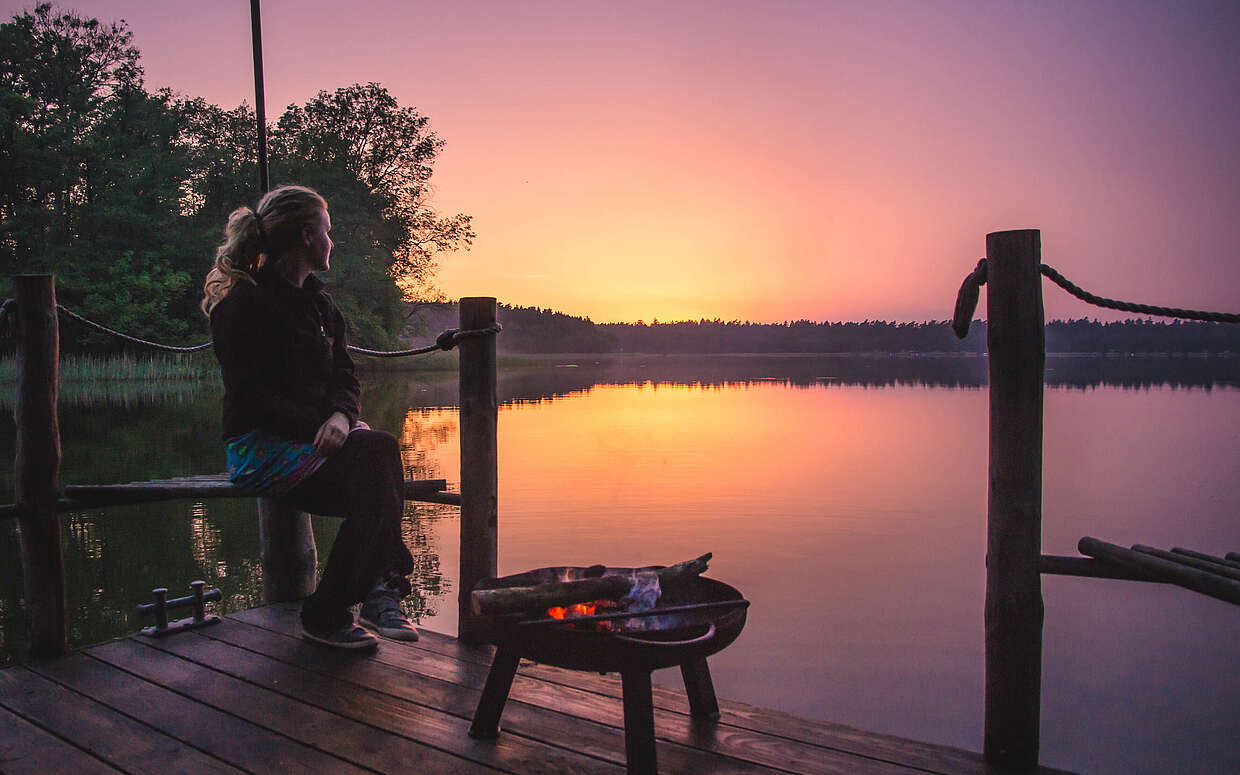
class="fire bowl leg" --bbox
[621,668,658,775]
[680,658,721,720]
[469,646,521,739]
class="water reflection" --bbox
[0,376,457,664]
[0,356,1236,775]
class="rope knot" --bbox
[436,329,460,350]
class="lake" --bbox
[1,354,1237,774]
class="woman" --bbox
[203,184,418,649]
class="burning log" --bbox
[470,553,712,617]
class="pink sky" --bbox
[6,0,1239,323]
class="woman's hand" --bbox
[313,411,351,456]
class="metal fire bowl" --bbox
[475,565,748,673]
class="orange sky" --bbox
[7,0,1239,323]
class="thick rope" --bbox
[55,304,215,352]
[0,300,499,357]
[952,260,1239,338]
[951,259,987,338]
[1039,265,1240,324]
[347,324,503,358]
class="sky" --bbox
[4,0,1239,323]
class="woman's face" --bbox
[303,208,333,272]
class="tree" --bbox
[0,5,471,350]
[0,3,143,274]
[0,4,204,346]
[270,83,473,345]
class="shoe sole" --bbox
[359,616,420,641]
[301,630,379,650]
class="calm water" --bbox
[1,354,1237,775]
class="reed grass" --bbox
[0,350,541,382]
[0,353,219,383]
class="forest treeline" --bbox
[1,4,471,350]
[406,304,1239,355]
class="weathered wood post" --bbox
[458,297,498,644]
[984,229,1045,770]
[13,275,67,659]
[257,498,317,602]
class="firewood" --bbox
[654,553,712,585]
[470,553,712,617]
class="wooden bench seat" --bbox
[61,475,459,508]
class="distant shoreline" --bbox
[0,350,1233,386]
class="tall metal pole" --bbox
[251,1,309,598]
[250,0,270,194]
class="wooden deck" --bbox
[0,603,1071,774]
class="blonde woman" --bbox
[204,184,418,649]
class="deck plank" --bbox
[196,618,783,774]
[28,651,369,774]
[399,618,1006,775]
[122,633,619,775]
[2,602,1077,775]
[62,476,448,503]
[88,638,505,775]
[0,700,124,775]
[0,666,241,774]
[228,607,921,775]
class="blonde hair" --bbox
[201,184,328,315]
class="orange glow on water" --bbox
[497,382,983,525]
[400,372,1240,773]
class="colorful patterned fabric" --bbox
[226,421,370,496]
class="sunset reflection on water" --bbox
[0,360,1235,775]
[406,376,1238,775]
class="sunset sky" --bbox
[5,0,1238,323]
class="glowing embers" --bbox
[545,599,621,630]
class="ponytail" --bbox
[201,207,262,315]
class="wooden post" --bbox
[13,275,67,659]
[458,297,498,644]
[258,498,317,602]
[983,229,1045,770]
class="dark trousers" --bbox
[284,429,414,630]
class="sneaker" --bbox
[302,622,379,650]
[360,590,420,642]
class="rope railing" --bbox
[951,259,1240,338]
[0,298,499,356]
[54,304,215,353]
[1037,265,1240,324]
[346,325,502,358]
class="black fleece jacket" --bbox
[210,266,361,442]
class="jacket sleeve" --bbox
[325,305,361,425]
[211,293,324,441]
